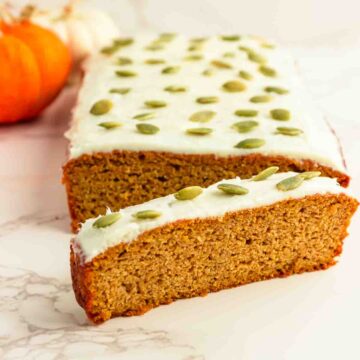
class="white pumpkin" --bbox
[28,3,120,64]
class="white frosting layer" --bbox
[74,172,348,263]
[67,34,345,172]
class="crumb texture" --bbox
[63,151,350,231]
[70,193,358,324]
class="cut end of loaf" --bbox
[70,193,358,324]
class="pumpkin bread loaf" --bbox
[63,34,349,231]
[71,171,358,324]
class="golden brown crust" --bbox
[70,193,358,324]
[63,150,350,232]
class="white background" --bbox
[1,1,360,359]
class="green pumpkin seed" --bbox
[189,110,216,123]
[239,70,253,80]
[222,80,247,93]
[98,121,122,129]
[196,96,219,104]
[145,43,164,51]
[93,213,121,228]
[116,57,133,66]
[136,123,159,134]
[133,112,156,121]
[250,95,272,103]
[184,54,203,61]
[186,127,213,135]
[264,86,289,95]
[188,44,203,52]
[221,35,241,41]
[115,70,137,77]
[248,51,267,64]
[174,186,203,200]
[132,210,162,219]
[145,58,166,65]
[270,109,291,121]
[276,175,304,191]
[90,99,113,115]
[234,138,265,149]
[252,166,279,181]
[159,33,177,42]
[109,88,131,95]
[217,183,249,195]
[259,65,277,77]
[190,37,208,44]
[223,52,236,58]
[144,100,167,108]
[276,126,303,136]
[261,42,275,49]
[234,109,258,117]
[232,120,259,133]
[298,171,321,180]
[113,38,134,47]
[211,60,233,69]
[164,85,187,93]
[202,69,215,76]
[162,66,180,74]
[101,45,119,55]
[238,46,252,53]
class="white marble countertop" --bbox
[1,3,360,359]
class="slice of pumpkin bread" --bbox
[63,34,349,232]
[71,170,357,324]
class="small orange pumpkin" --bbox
[0,19,72,123]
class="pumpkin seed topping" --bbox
[188,44,203,52]
[132,210,162,219]
[133,112,157,121]
[250,95,272,103]
[298,171,321,180]
[270,109,291,121]
[232,120,259,133]
[239,70,253,80]
[252,166,279,181]
[90,99,113,115]
[223,52,236,58]
[144,100,167,108]
[109,88,131,95]
[174,186,203,200]
[238,46,252,53]
[222,80,247,93]
[189,110,216,123]
[145,43,164,51]
[186,127,213,135]
[276,175,303,191]
[162,66,180,74]
[116,57,133,66]
[93,213,121,228]
[196,96,219,104]
[276,126,303,136]
[248,51,267,64]
[234,109,258,117]
[136,123,160,134]
[145,58,166,65]
[98,121,122,129]
[235,138,265,149]
[164,85,187,93]
[221,35,241,41]
[190,37,208,44]
[101,45,119,55]
[115,70,137,77]
[259,65,277,77]
[211,60,233,69]
[261,42,275,49]
[184,54,203,61]
[264,86,289,95]
[159,33,177,42]
[113,38,134,47]
[202,69,215,76]
[217,183,249,195]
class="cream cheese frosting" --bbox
[73,172,349,263]
[66,34,345,172]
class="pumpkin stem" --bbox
[19,4,37,21]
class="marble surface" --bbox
[1,2,360,359]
